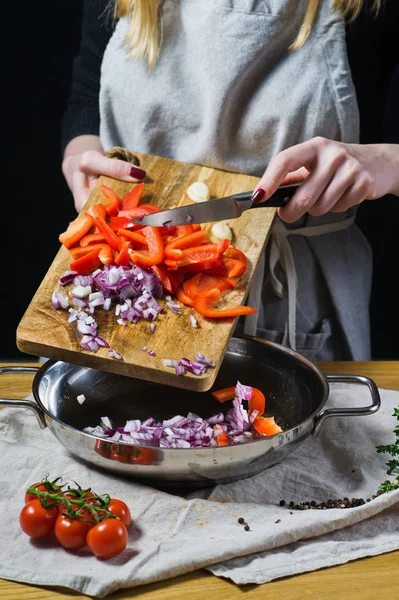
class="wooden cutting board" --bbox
[17,151,277,391]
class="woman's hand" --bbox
[253,137,399,223]
[62,135,146,213]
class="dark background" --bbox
[1,1,398,361]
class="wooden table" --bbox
[1,360,399,600]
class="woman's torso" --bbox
[100,0,359,172]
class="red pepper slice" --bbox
[248,389,266,417]
[130,226,164,267]
[121,183,145,210]
[214,425,229,446]
[194,288,257,319]
[117,228,148,247]
[211,386,236,403]
[79,233,106,247]
[101,185,122,217]
[70,248,102,275]
[115,244,131,266]
[93,215,123,251]
[99,244,114,266]
[253,416,282,436]
[89,203,107,220]
[59,213,94,249]
[152,265,174,294]
[165,255,224,272]
[164,230,208,260]
[211,386,265,416]
[108,216,135,231]
[183,273,236,300]
[118,204,161,218]
[70,244,106,260]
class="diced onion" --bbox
[82,380,280,448]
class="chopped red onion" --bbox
[185,214,194,224]
[163,220,173,228]
[108,349,122,360]
[150,323,156,333]
[162,353,215,377]
[71,285,92,299]
[73,275,94,287]
[59,270,78,286]
[148,350,156,357]
[189,314,198,328]
[82,381,279,448]
[141,346,147,352]
[51,291,69,310]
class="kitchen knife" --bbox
[131,183,299,227]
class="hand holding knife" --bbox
[131,183,299,227]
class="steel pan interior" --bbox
[35,337,327,434]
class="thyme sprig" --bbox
[376,407,399,493]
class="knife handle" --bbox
[233,184,299,207]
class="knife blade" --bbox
[131,184,299,227]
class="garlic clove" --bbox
[186,181,210,203]
[212,222,233,241]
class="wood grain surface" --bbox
[1,360,399,600]
[16,152,276,391]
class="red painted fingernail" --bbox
[251,188,266,204]
[130,165,146,180]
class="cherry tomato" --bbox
[19,499,58,539]
[107,499,132,527]
[87,518,128,559]
[25,483,50,504]
[54,514,91,550]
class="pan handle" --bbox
[313,374,381,436]
[0,366,47,429]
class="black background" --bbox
[1,2,398,360]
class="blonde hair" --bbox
[115,0,380,68]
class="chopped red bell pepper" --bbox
[118,204,161,218]
[164,230,208,260]
[108,216,135,231]
[93,215,123,251]
[165,255,224,272]
[121,183,145,210]
[183,273,236,300]
[59,213,94,249]
[130,226,164,267]
[248,388,266,416]
[211,385,265,416]
[117,228,148,247]
[70,248,102,275]
[89,203,107,220]
[98,244,114,266]
[214,425,229,446]
[101,185,122,217]
[253,416,282,436]
[70,243,106,260]
[115,244,131,266]
[211,386,236,403]
[194,288,257,318]
[152,265,174,294]
[79,233,106,247]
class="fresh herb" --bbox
[376,407,399,492]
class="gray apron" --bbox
[99,0,372,361]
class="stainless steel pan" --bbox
[0,338,380,488]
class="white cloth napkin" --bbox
[0,383,398,597]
